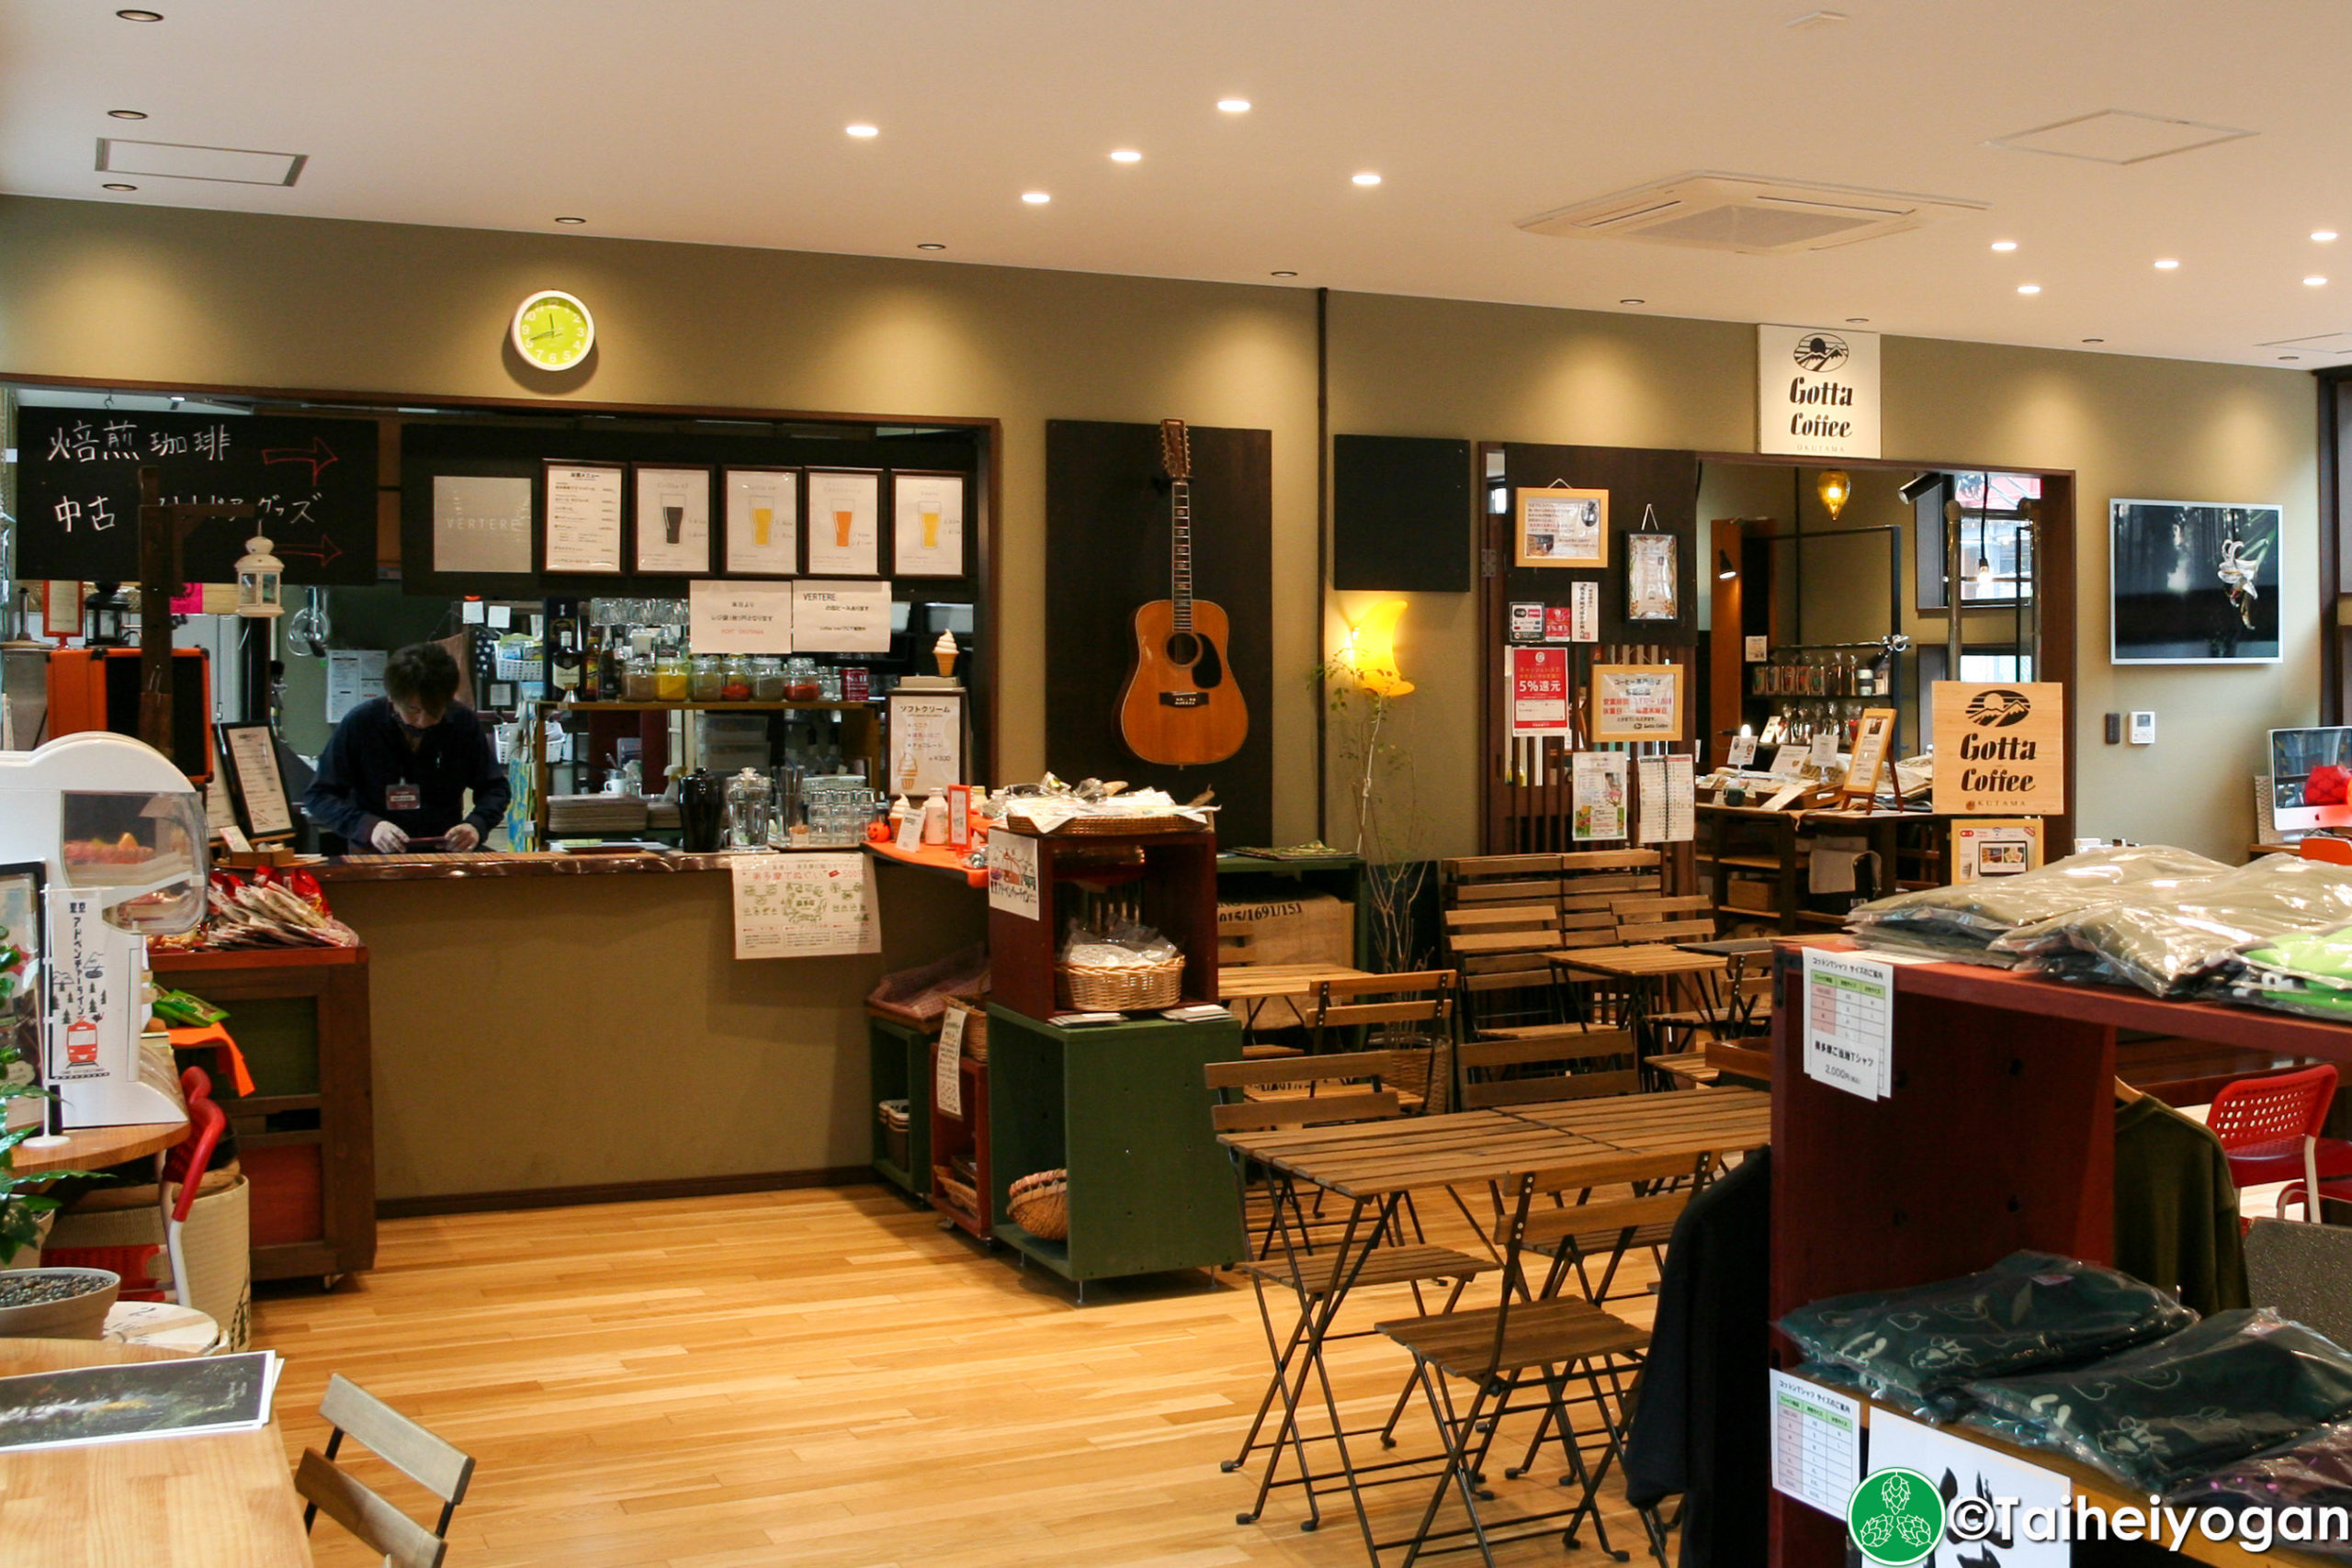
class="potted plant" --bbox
[0,1029,116,1339]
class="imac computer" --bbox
[2270,727,2352,833]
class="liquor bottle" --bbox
[598,629,622,704]
[547,598,582,702]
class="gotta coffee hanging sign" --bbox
[1757,323,1882,459]
[1931,682,2066,816]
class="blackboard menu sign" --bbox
[16,409,378,586]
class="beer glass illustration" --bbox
[833,502,855,550]
[919,491,943,550]
[659,487,687,546]
[749,490,775,549]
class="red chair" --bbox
[2207,1066,2352,1222]
[2299,837,2352,866]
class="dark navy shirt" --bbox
[302,697,509,846]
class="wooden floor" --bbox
[258,1184,1663,1567]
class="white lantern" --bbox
[233,535,284,619]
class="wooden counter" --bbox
[320,854,985,1211]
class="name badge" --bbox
[385,783,421,813]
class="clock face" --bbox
[512,290,594,370]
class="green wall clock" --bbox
[511,289,594,370]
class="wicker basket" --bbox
[1058,954,1185,1011]
[1007,1169,1069,1241]
[945,999,989,1063]
[1006,808,1196,837]
[933,1165,979,1218]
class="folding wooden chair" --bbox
[298,1373,476,1568]
[1455,1027,1640,1112]
[1375,1152,1684,1566]
[1440,856,1569,1035]
[1306,970,1455,1111]
[1207,1055,1498,1534]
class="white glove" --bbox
[444,822,481,852]
[368,820,409,853]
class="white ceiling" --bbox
[5,0,2350,368]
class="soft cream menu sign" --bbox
[1931,682,2065,816]
[1758,324,1881,459]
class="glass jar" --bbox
[750,656,786,701]
[720,656,753,702]
[653,652,689,702]
[784,656,821,703]
[621,653,659,703]
[725,768,773,848]
[818,665,843,702]
[690,653,726,701]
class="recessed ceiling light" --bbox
[1271,270,1297,277]
[1619,298,1645,306]
[1109,149,1142,164]
[844,123,878,138]
[1351,172,1382,187]
[1990,240,2018,252]
[918,243,946,251]
[1021,191,1050,205]
[107,108,147,120]
[2282,355,2303,361]
[2081,336,2106,344]
[2154,257,2180,269]
[115,8,163,18]
[1217,98,1250,113]
[100,182,137,191]
[2017,284,2041,295]
[2315,231,2339,243]
[1846,317,1870,324]
[2309,276,2331,287]
[553,215,586,224]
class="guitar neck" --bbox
[1170,477,1193,630]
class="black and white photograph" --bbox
[2110,498,2282,663]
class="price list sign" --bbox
[1801,948,1895,1100]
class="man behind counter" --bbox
[303,641,509,853]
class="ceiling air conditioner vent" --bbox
[1519,173,1986,255]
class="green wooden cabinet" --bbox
[866,1012,933,1198]
[985,1005,1245,1286]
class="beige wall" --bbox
[0,196,2321,867]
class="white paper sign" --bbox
[1744,635,1770,662]
[544,464,625,574]
[724,469,799,576]
[432,475,534,575]
[1727,733,1759,770]
[45,890,132,1123]
[935,1010,966,1120]
[1570,580,1600,643]
[689,579,795,654]
[988,832,1041,919]
[729,852,878,958]
[792,580,891,653]
[324,649,386,723]
[1809,733,1840,770]
[1758,323,1882,460]
[220,826,252,855]
[1770,1371,1862,1520]
[1803,948,1896,1100]
[1571,752,1628,841]
[805,469,881,576]
[1866,1409,2072,1566]
[888,694,963,795]
[1637,755,1696,845]
[1770,745,1809,778]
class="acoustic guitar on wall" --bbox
[1117,419,1249,765]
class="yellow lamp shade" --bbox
[1816,468,1852,522]
[1345,599,1414,697]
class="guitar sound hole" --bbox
[1164,631,1201,665]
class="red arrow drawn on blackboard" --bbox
[274,535,345,568]
[260,435,339,484]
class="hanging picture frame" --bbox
[891,470,968,579]
[1624,514,1678,622]
[805,468,884,578]
[722,467,801,577]
[2109,498,2282,663]
[542,461,627,576]
[1515,485,1608,569]
[632,465,714,577]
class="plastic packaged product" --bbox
[1965,1309,2352,1493]
[1845,844,2227,964]
[2175,1417,2352,1557]
[2217,928,2352,1022]
[1778,1251,2198,1420]
[1997,855,2352,998]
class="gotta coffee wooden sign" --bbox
[1931,682,2066,816]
